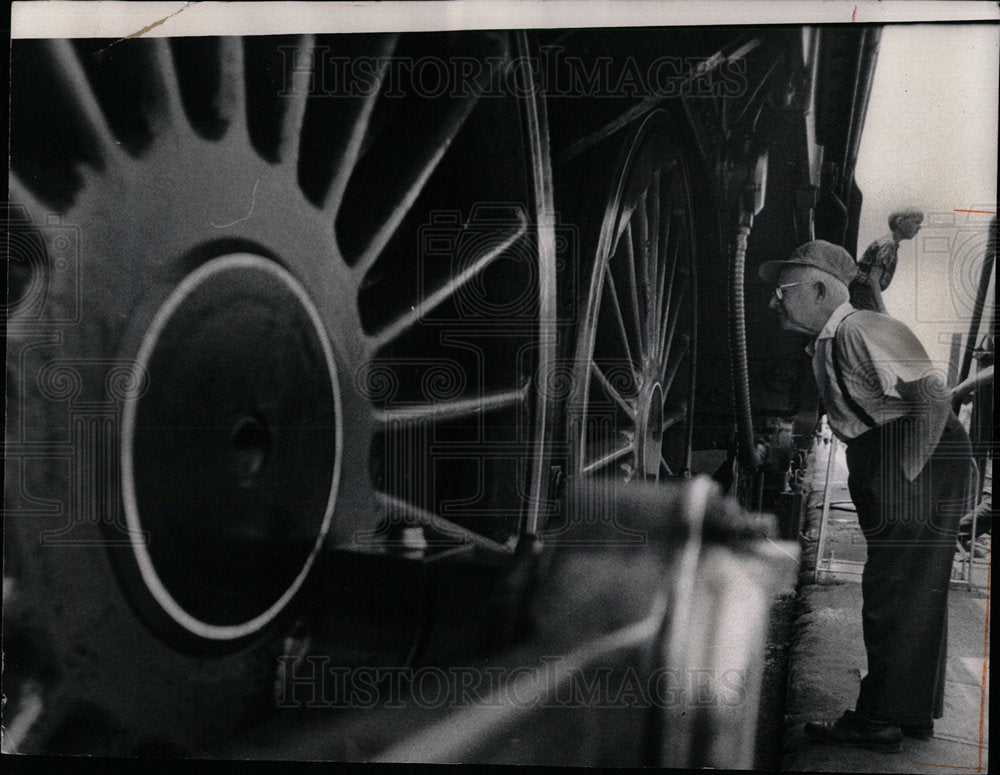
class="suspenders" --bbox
[830,312,878,429]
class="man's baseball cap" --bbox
[758,240,857,286]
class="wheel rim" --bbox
[120,253,343,640]
[7,31,555,650]
[569,111,697,483]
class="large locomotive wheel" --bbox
[5,32,556,752]
[567,111,697,485]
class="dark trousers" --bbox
[845,414,972,727]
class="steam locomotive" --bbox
[5,22,890,763]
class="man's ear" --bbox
[814,280,827,300]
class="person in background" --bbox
[761,240,972,752]
[951,364,994,550]
[850,207,924,313]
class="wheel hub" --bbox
[230,414,271,487]
[121,253,343,640]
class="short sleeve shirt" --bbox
[855,233,899,291]
[806,302,951,477]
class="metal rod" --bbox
[956,219,996,397]
[814,435,838,582]
[967,458,981,591]
[554,35,761,165]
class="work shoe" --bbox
[804,710,903,753]
[901,724,934,740]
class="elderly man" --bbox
[760,240,972,752]
[849,207,924,313]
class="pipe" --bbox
[729,220,764,471]
[840,28,882,206]
[728,148,769,472]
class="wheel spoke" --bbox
[657,264,687,369]
[615,200,638,247]
[646,172,661,348]
[653,183,675,356]
[353,91,486,275]
[217,36,247,137]
[661,403,688,433]
[144,38,186,135]
[634,190,649,287]
[655,222,681,364]
[661,334,691,393]
[44,39,117,162]
[619,220,646,355]
[374,492,514,555]
[633,192,655,346]
[590,361,635,419]
[603,264,636,371]
[368,213,526,350]
[273,34,313,162]
[8,173,47,219]
[324,34,399,212]
[372,384,528,425]
[583,443,634,476]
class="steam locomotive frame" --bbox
[5,15,911,762]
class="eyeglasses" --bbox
[772,281,805,301]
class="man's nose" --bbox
[768,294,780,310]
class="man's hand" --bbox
[951,365,994,403]
[958,499,993,552]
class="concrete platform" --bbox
[783,440,991,773]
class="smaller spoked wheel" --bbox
[569,111,697,484]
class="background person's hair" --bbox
[888,206,924,231]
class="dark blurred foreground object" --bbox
[221,476,798,767]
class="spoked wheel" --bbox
[5,32,555,752]
[568,111,697,484]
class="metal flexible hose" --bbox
[729,220,763,470]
